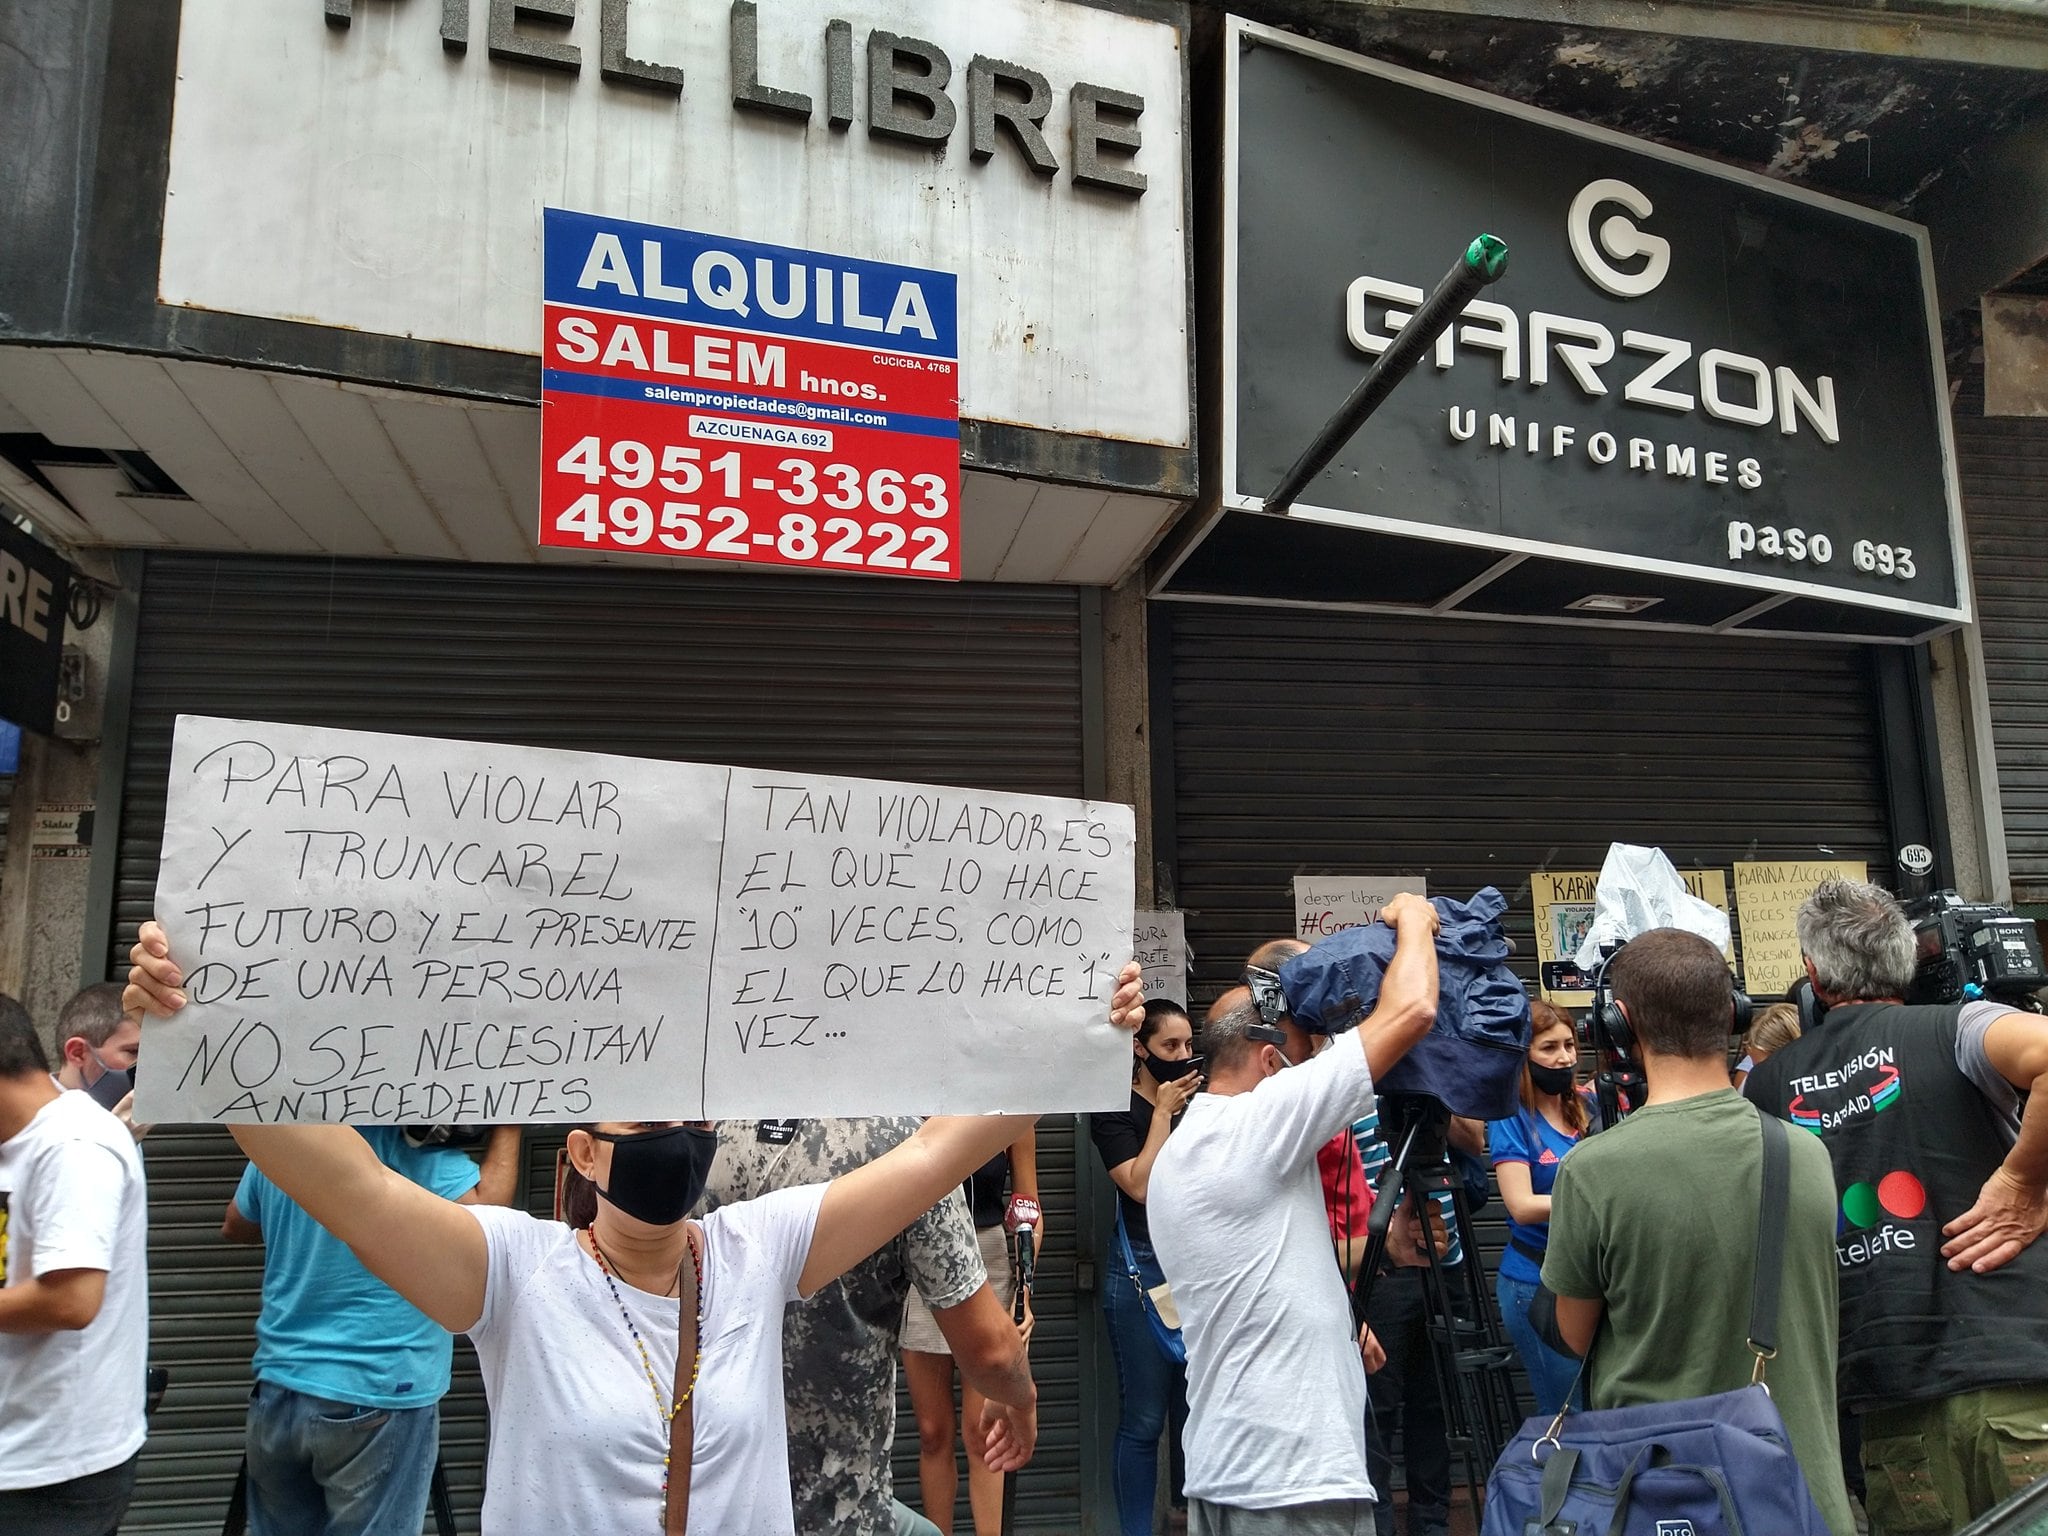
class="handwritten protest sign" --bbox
[1293,875,1427,940]
[1532,868,1732,1003]
[1530,872,1599,1005]
[136,716,1135,1124]
[1133,911,1188,1005]
[1733,860,1867,1000]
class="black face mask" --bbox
[591,1125,718,1227]
[1528,1061,1577,1098]
[1143,1053,1199,1084]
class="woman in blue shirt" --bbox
[1488,998,1591,1414]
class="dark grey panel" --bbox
[113,554,1087,1533]
[1462,557,1764,626]
[1739,598,1949,640]
[1165,510,1501,606]
[1956,357,2048,903]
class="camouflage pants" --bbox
[1861,1383,2048,1534]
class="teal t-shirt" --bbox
[1542,1090,1854,1536]
[235,1129,480,1408]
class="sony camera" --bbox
[1904,890,2048,1007]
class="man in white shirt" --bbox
[0,993,150,1536]
[50,984,140,1106]
[1149,896,1439,1536]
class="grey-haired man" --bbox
[1745,877,2048,1534]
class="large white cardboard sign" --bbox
[136,716,1135,1123]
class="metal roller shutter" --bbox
[112,553,1087,1535]
[1956,356,2048,904]
[1160,604,1892,995]
[1158,602,1892,1432]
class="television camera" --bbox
[1904,890,2048,1011]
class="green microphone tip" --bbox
[1465,234,1509,281]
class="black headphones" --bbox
[1239,966,1290,1046]
[1594,982,1754,1058]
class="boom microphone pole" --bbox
[1264,233,1509,516]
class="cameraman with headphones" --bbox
[1745,878,2048,1534]
[1146,893,1440,1536]
[1537,929,1854,1535]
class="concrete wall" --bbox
[0,556,117,1032]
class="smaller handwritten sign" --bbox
[1292,874,1427,941]
[1532,868,1733,1004]
[1134,910,1188,1005]
[1531,872,1598,1005]
[1733,860,1868,1000]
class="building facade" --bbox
[4,1,2047,1529]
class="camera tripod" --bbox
[1350,1095,1523,1530]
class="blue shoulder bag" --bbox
[1112,1201,1186,1365]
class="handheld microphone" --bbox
[1004,1196,1041,1322]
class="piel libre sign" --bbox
[137,716,1135,1124]
[1224,20,1968,628]
[0,520,70,736]
[540,210,961,579]
[159,0,1190,450]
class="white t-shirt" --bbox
[0,1088,150,1489]
[1149,1039,1378,1511]
[466,1184,825,1535]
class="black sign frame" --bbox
[0,518,72,736]
[1164,18,1972,642]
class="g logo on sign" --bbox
[1567,178,1671,298]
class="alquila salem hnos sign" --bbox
[1225,21,1968,625]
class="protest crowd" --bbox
[4,875,2048,1536]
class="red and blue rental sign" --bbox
[540,209,961,580]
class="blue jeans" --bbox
[1495,1271,1583,1418]
[246,1382,440,1536]
[1101,1234,1189,1536]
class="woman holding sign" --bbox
[126,921,1143,1536]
